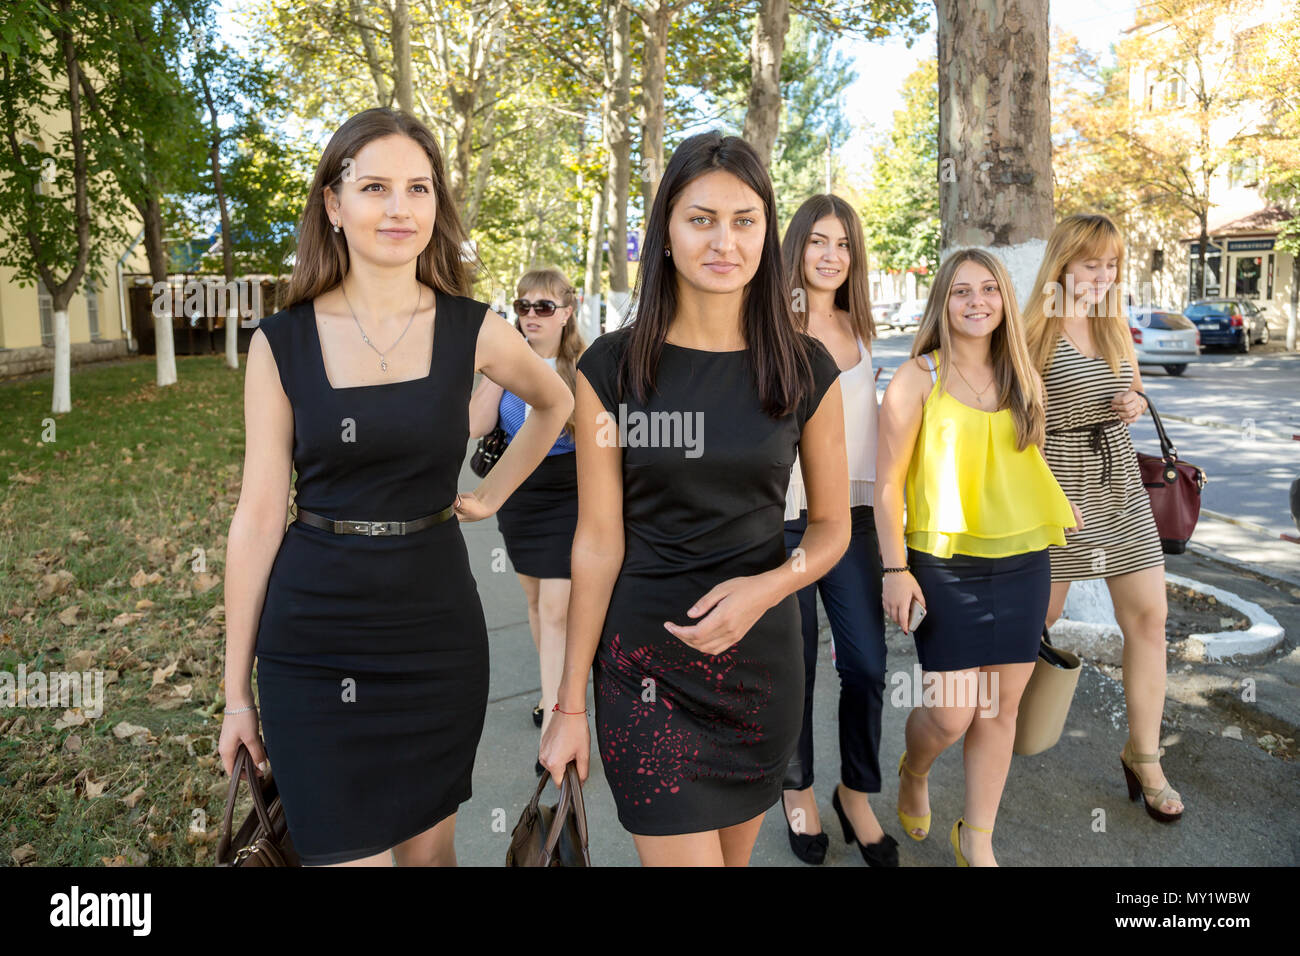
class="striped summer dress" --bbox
[1041,334,1166,581]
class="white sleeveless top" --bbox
[784,335,878,520]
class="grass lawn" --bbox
[1,354,261,866]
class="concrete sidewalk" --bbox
[450,453,1300,866]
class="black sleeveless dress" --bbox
[575,327,842,835]
[252,292,491,865]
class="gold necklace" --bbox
[950,360,996,407]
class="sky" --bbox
[837,0,1139,186]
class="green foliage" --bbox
[859,56,939,274]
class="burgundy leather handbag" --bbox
[1134,391,1207,554]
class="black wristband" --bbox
[882,566,910,574]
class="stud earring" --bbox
[664,248,671,257]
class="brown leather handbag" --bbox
[215,744,301,867]
[1134,391,1208,554]
[505,762,591,867]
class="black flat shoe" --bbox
[782,794,829,865]
[832,785,900,867]
[535,760,545,776]
[532,705,544,728]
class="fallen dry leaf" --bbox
[57,604,81,626]
[193,572,221,594]
[66,649,95,670]
[122,786,147,809]
[112,721,151,743]
[63,734,82,753]
[53,709,86,730]
[85,778,107,798]
[111,612,144,627]
[10,844,37,865]
[37,570,76,601]
[151,660,178,686]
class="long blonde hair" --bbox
[1024,213,1129,376]
[911,248,1046,450]
[284,108,474,308]
[516,268,585,439]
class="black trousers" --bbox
[782,505,888,793]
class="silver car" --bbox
[1128,307,1200,376]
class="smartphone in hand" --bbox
[907,599,926,633]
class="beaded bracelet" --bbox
[882,566,911,575]
[224,704,256,716]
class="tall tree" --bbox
[937,0,1053,300]
[861,57,940,276]
[0,0,131,413]
[76,0,207,388]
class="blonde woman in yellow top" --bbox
[875,248,1082,866]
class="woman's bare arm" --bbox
[768,379,851,597]
[468,374,505,439]
[470,310,573,512]
[223,330,292,707]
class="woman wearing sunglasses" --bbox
[539,131,850,866]
[470,270,586,770]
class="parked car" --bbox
[872,301,901,328]
[1128,307,1200,376]
[890,300,927,329]
[1183,298,1271,353]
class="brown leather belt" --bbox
[295,503,456,536]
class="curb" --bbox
[1160,411,1299,443]
[1165,573,1285,660]
[1183,538,1300,590]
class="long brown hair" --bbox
[516,268,585,438]
[781,194,875,347]
[1024,213,1129,376]
[284,107,474,307]
[911,248,1046,450]
[618,130,811,419]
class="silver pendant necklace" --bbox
[341,281,421,372]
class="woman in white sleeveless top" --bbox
[779,196,895,866]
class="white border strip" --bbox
[1165,573,1285,660]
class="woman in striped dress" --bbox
[1024,213,1183,824]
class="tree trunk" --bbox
[1197,215,1209,298]
[464,92,497,232]
[141,192,177,387]
[741,0,790,168]
[937,0,1053,303]
[583,162,607,338]
[391,0,413,113]
[349,0,391,106]
[639,0,672,213]
[604,0,633,300]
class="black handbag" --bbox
[215,744,301,866]
[470,424,508,478]
[505,762,591,867]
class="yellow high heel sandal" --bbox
[950,817,993,867]
[896,752,930,841]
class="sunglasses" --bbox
[514,299,561,317]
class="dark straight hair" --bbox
[781,194,875,347]
[619,130,812,419]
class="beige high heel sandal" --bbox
[1120,741,1184,824]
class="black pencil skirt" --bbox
[906,546,1050,672]
[495,450,578,579]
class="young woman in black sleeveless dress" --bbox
[217,108,572,866]
[539,131,851,866]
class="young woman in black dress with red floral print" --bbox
[539,131,850,866]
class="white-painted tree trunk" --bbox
[51,309,71,414]
[155,308,177,387]
[225,305,239,369]
[579,294,602,344]
[940,238,1049,314]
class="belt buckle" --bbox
[341,520,371,535]
[368,521,396,536]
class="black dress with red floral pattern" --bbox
[575,326,841,835]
